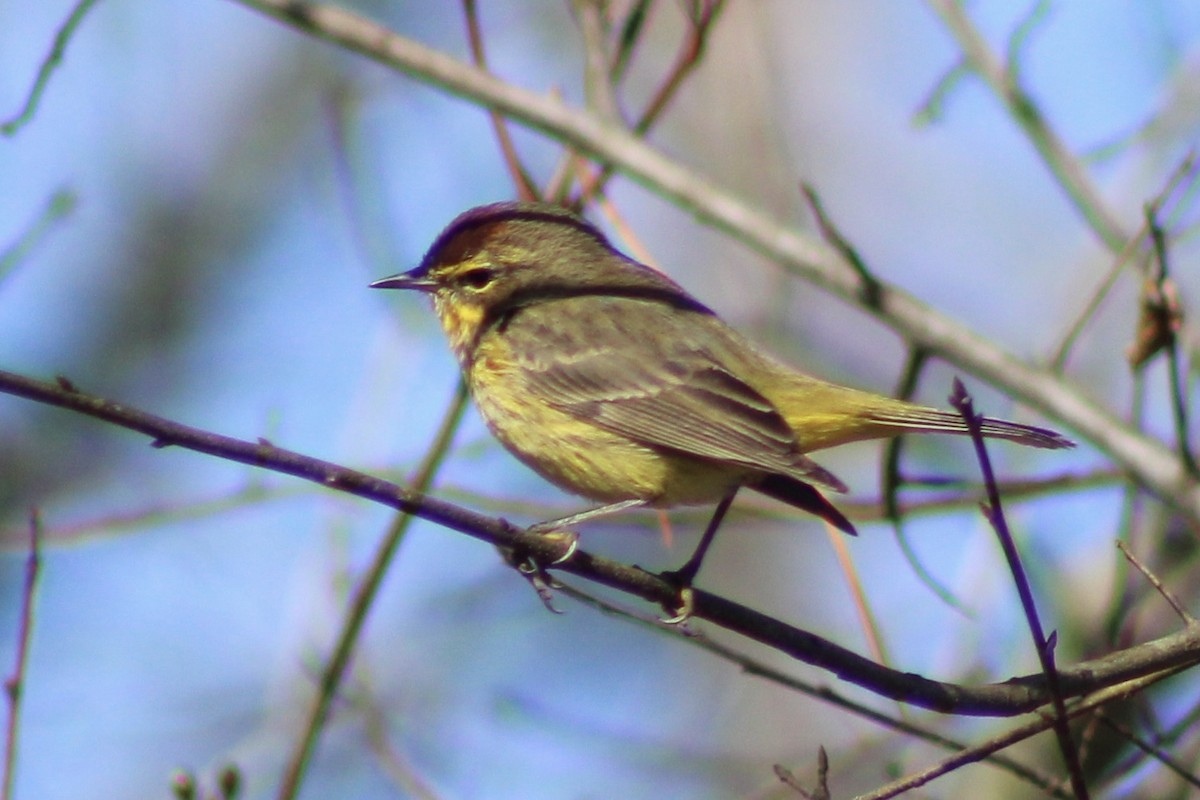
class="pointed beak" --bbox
[370,268,438,292]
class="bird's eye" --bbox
[459,267,495,290]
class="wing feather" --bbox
[502,298,846,492]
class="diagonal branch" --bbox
[3,368,1200,717]
[952,380,1088,799]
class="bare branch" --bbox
[3,368,1200,717]
[857,664,1191,800]
[951,380,1089,798]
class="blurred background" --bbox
[2,1,1200,798]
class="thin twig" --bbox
[827,528,891,669]
[608,0,652,83]
[275,380,470,800]
[1100,695,1200,790]
[0,188,77,282]
[571,0,623,126]
[362,703,444,800]
[878,349,972,614]
[631,0,725,135]
[800,182,881,307]
[1050,219,1149,371]
[1051,153,1198,371]
[577,0,726,203]
[1096,711,1200,791]
[593,189,657,265]
[553,580,1067,797]
[881,347,928,521]
[1115,541,1195,625]
[2,0,102,135]
[2,512,41,800]
[461,0,539,201]
[912,55,970,126]
[950,379,1090,799]
[1103,376,1150,645]
[409,464,1117,537]
[1003,0,1052,85]
[856,664,1191,800]
[775,747,829,799]
[925,0,1128,250]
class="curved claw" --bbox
[542,529,579,564]
[658,586,695,625]
[512,556,565,613]
[499,528,579,614]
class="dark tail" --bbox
[754,474,857,536]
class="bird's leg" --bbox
[661,488,738,589]
[657,489,738,624]
[528,499,647,535]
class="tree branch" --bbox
[3,368,1199,717]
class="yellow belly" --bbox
[467,353,744,507]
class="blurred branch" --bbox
[1096,711,1200,792]
[0,188,77,283]
[1098,697,1200,792]
[571,0,623,126]
[1138,202,1196,475]
[800,182,880,306]
[1049,214,1149,371]
[555,580,1066,796]
[858,663,1191,800]
[3,368,1200,717]
[461,0,539,201]
[631,0,726,135]
[577,0,726,203]
[1116,540,1195,626]
[827,526,892,670]
[2,513,41,800]
[924,0,1128,250]
[230,0,1200,531]
[362,702,444,800]
[775,747,829,800]
[609,0,651,84]
[275,381,470,800]
[1051,153,1197,371]
[877,348,974,614]
[1,0,101,136]
[405,465,1120,528]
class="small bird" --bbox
[372,202,1072,584]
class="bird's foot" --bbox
[656,564,700,625]
[497,524,579,614]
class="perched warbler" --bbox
[372,202,1072,582]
